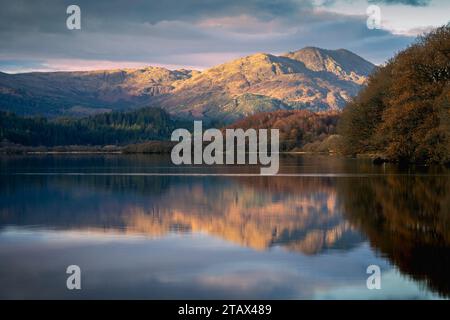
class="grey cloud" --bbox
[0,0,312,34]
[0,0,416,70]
[368,0,431,6]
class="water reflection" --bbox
[0,155,449,298]
[0,174,361,254]
[338,175,450,297]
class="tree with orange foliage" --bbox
[339,25,450,163]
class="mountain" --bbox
[157,47,374,122]
[0,47,375,122]
[284,47,374,84]
[0,67,196,117]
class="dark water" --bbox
[0,154,449,299]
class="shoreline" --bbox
[1,147,448,166]
[0,149,333,156]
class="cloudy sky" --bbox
[0,0,448,73]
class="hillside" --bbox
[226,109,340,151]
[339,26,450,164]
[153,48,374,122]
[0,108,338,151]
[0,47,374,122]
[0,107,188,146]
[0,67,196,117]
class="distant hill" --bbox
[0,67,196,117]
[0,47,374,122]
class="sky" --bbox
[0,0,449,73]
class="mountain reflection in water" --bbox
[0,155,449,298]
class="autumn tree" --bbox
[339,25,450,163]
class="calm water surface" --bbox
[0,154,449,299]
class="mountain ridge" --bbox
[0,47,375,122]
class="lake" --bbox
[0,154,449,299]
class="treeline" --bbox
[1,107,340,151]
[226,109,340,151]
[0,107,188,146]
[339,25,450,164]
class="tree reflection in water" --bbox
[338,174,450,297]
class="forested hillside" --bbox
[339,26,450,164]
[0,107,187,146]
[226,110,339,151]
